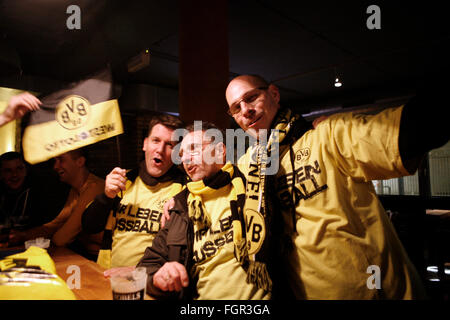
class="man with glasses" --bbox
[137,122,271,300]
[225,74,449,299]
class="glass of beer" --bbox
[110,267,148,300]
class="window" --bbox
[429,140,450,197]
[373,141,450,197]
[372,172,419,196]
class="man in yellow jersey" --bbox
[138,121,271,300]
[82,114,185,269]
[225,74,449,299]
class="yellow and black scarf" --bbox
[245,108,300,213]
[186,162,246,247]
[186,162,276,291]
[242,107,312,295]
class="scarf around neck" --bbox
[186,162,245,230]
[138,161,184,186]
[187,162,276,287]
[239,107,307,292]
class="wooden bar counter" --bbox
[1,245,155,300]
[49,246,113,300]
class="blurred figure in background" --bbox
[0,151,66,231]
[9,149,104,260]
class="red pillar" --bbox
[179,0,229,129]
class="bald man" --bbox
[225,74,448,299]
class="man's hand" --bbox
[105,167,127,199]
[103,266,136,278]
[0,92,41,126]
[161,197,175,228]
[153,261,189,292]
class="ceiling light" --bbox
[427,266,438,273]
[333,68,343,88]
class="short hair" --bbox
[185,121,226,146]
[68,148,83,158]
[0,151,26,169]
[66,148,88,167]
[147,113,185,136]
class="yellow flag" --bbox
[22,69,123,164]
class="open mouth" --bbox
[153,158,163,165]
[56,170,67,180]
[185,165,196,174]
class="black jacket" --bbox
[137,188,196,300]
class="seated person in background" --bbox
[137,122,271,300]
[9,148,104,260]
[82,114,185,269]
[0,151,66,230]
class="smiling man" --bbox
[225,74,449,299]
[8,149,105,260]
[137,122,271,300]
[82,114,185,269]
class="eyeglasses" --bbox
[227,86,268,116]
[179,141,212,159]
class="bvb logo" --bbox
[295,147,310,163]
[155,199,166,212]
[56,95,90,130]
[245,209,265,255]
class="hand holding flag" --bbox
[0,92,42,127]
[22,68,124,164]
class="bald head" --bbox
[227,74,269,90]
[225,74,280,138]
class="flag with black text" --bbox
[22,68,123,164]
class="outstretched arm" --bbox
[399,81,450,173]
[0,92,41,126]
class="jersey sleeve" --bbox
[318,106,411,182]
